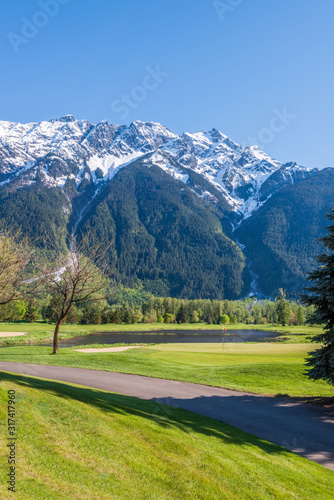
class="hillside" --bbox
[0,116,332,299]
[235,168,334,299]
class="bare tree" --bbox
[0,228,35,306]
[41,234,110,354]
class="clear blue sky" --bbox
[1,0,333,168]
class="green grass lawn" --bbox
[0,343,333,398]
[0,321,322,347]
[0,372,333,499]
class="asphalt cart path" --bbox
[1,361,333,471]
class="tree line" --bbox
[2,283,312,328]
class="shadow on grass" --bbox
[0,370,294,458]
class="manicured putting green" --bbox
[146,342,312,364]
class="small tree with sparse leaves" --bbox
[41,234,111,354]
[0,227,36,306]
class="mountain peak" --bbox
[208,127,229,142]
[0,116,316,220]
[51,114,77,123]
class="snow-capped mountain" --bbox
[0,115,332,300]
[0,116,316,220]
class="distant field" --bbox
[0,343,333,398]
[0,372,333,499]
[0,322,322,346]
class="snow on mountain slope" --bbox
[0,116,316,220]
[141,150,189,185]
[0,116,91,172]
[162,129,287,215]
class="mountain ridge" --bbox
[0,116,317,221]
[0,116,332,299]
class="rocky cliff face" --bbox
[0,116,316,220]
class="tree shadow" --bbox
[0,371,298,458]
[275,392,334,408]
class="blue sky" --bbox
[1,0,333,168]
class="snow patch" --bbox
[0,116,319,221]
[142,152,189,185]
[87,150,144,180]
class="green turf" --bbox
[0,373,333,499]
[0,343,333,397]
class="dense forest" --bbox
[78,162,247,299]
[0,160,333,300]
[236,168,334,299]
[0,283,312,328]
[0,185,69,246]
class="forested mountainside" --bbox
[0,116,332,299]
[235,168,334,299]
[77,161,246,299]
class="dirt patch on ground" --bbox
[0,332,27,338]
[74,346,142,353]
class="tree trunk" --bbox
[53,319,63,354]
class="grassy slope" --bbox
[0,322,322,347]
[0,343,333,397]
[0,373,333,500]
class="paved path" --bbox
[1,361,334,471]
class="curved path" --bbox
[1,361,334,471]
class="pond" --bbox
[56,329,279,348]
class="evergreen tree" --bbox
[66,305,80,324]
[80,303,102,325]
[296,306,305,326]
[121,305,133,324]
[109,309,122,324]
[24,300,39,323]
[190,310,200,323]
[275,289,290,326]
[229,314,237,324]
[302,209,334,384]
[252,304,262,324]
[45,296,64,324]
[175,304,189,324]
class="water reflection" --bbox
[56,329,278,348]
